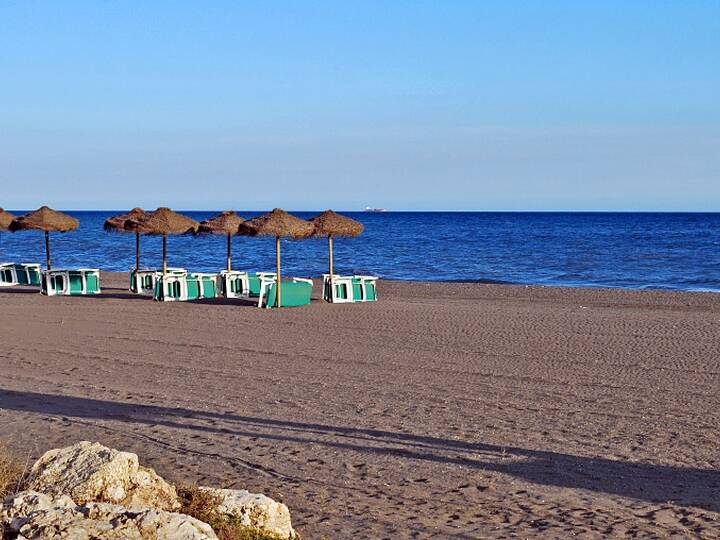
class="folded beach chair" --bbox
[353,275,378,302]
[218,271,277,298]
[153,272,219,302]
[323,274,378,303]
[131,267,186,294]
[258,277,313,308]
[0,263,42,287]
[41,269,101,296]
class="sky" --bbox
[1,1,718,211]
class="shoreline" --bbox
[1,273,719,538]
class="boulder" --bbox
[26,441,180,511]
[200,487,296,538]
[2,490,217,540]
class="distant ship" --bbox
[364,207,386,213]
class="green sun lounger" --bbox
[0,263,42,287]
[218,271,277,298]
[131,268,186,294]
[323,274,378,303]
[258,277,313,308]
[41,269,101,296]
[153,272,219,302]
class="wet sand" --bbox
[1,272,719,538]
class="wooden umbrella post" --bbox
[227,233,232,272]
[162,234,167,275]
[276,235,281,308]
[135,232,141,271]
[45,231,51,271]
[328,234,334,277]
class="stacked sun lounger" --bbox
[131,267,186,294]
[41,268,101,296]
[258,276,313,308]
[153,271,219,302]
[323,274,378,303]
[217,271,278,298]
[0,263,42,287]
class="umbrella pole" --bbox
[162,234,167,275]
[135,232,141,271]
[276,235,281,308]
[328,235,334,277]
[45,231,51,271]
[227,234,232,272]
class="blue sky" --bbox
[1,1,718,211]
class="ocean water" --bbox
[1,211,719,292]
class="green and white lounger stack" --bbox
[0,263,42,287]
[323,274,378,303]
[153,272,219,302]
[41,269,101,296]
[131,268,186,294]
[218,270,277,298]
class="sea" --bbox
[1,211,719,292]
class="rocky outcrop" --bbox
[26,441,180,511]
[2,442,297,539]
[2,490,217,540]
[201,487,296,539]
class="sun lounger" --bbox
[218,271,277,298]
[258,277,313,308]
[323,274,377,303]
[323,274,378,303]
[131,268,186,294]
[153,272,219,302]
[0,263,42,287]
[41,269,101,296]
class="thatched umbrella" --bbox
[197,211,245,272]
[309,210,364,278]
[104,208,149,272]
[238,208,313,307]
[0,208,15,260]
[9,206,79,270]
[0,208,13,230]
[124,207,199,275]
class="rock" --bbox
[26,441,180,511]
[2,490,217,540]
[200,487,296,538]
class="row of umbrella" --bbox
[0,206,364,307]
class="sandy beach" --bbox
[1,272,719,538]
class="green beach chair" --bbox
[0,263,42,287]
[41,269,101,296]
[131,268,185,294]
[353,275,378,301]
[217,271,277,298]
[323,274,378,303]
[153,272,219,302]
[258,277,313,308]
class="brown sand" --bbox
[1,273,719,538]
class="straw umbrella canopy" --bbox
[238,208,313,307]
[309,210,364,278]
[124,207,199,275]
[0,208,14,231]
[104,208,149,272]
[0,208,15,259]
[197,211,245,272]
[9,206,79,270]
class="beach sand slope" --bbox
[1,273,719,538]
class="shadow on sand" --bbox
[1,388,717,512]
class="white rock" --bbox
[200,487,296,538]
[26,441,179,511]
[2,490,217,540]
